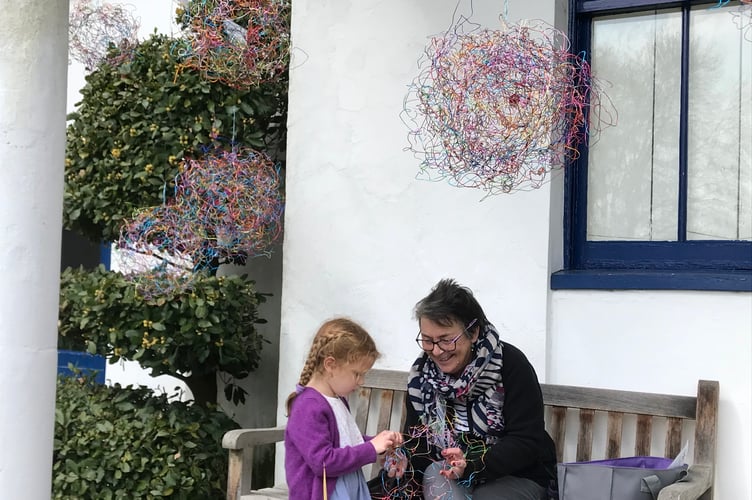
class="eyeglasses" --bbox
[415,319,478,352]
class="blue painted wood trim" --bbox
[57,350,106,384]
[582,240,752,270]
[100,243,111,271]
[677,5,690,241]
[567,3,592,269]
[577,0,707,14]
[551,269,752,291]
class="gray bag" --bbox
[557,456,688,500]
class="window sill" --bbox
[550,270,752,292]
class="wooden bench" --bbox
[222,369,719,500]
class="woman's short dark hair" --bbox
[414,278,488,332]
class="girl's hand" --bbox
[439,447,467,480]
[370,430,402,454]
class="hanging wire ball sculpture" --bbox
[68,0,140,70]
[402,18,615,196]
[118,147,284,297]
[178,0,290,88]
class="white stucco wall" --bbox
[280,0,752,498]
[281,0,560,386]
[278,0,562,478]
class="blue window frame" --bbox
[552,0,752,291]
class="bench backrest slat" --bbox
[540,384,697,418]
[362,369,408,391]
[666,416,683,458]
[351,387,372,432]
[606,412,623,459]
[576,409,595,461]
[635,414,653,456]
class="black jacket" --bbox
[403,342,557,490]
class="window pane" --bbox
[587,10,682,241]
[687,4,752,241]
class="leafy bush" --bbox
[53,374,237,499]
[58,265,267,405]
[64,32,287,242]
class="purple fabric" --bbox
[564,456,676,469]
[284,386,377,500]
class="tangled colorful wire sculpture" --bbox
[371,408,489,499]
[403,18,615,196]
[178,0,290,88]
[68,0,140,70]
[118,147,284,297]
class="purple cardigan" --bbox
[284,387,377,500]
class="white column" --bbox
[0,1,69,497]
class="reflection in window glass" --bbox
[688,4,752,241]
[587,10,682,242]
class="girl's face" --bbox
[418,317,478,377]
[327,356,375,397]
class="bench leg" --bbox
[227,448,254,500]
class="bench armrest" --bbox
[222,426,286,450]
[657,465,713,500]
[223,427,286,500]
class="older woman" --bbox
[394,278,556,500]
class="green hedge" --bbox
[58,265,266,405]
[53,374,237,499]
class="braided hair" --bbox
[285,317,379,414]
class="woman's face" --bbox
[418,317,478,377]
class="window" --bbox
[552,0,752,291]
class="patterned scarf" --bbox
[407,323,505,446]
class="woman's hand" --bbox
[439,447,467,480]
[370,430,403,454]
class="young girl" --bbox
[285,317,402,500]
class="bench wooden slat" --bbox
[224,371,719,500]
[541,384,697,418]
[665,417,683,459]
[350,387,372,431]
[606,411,623,459]
[635,414,653,456]
[375,390,394,431]
[362,369,407,391]
[395,391,407,431]
[576,409,594,462]
[370,390,395,479]
[547,406,567,463]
